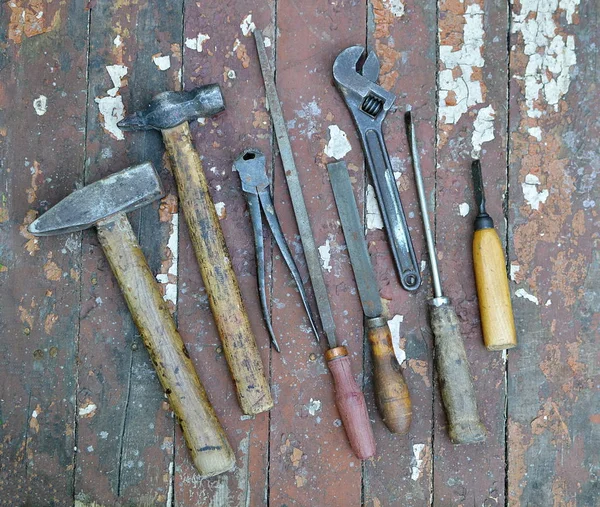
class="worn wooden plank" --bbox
[266,2,367,505]
[433,0,509,504]
[174,3,273,505]
[0,1,88,504]
[363,0,437,504]
[74,1,183,505]
[507,1,599,505]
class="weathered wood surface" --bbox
[0,0,597,506]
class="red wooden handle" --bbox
[325,347,376,460]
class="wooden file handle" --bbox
[325,347,376,460]
[161,122,272,415]
[473,228,517,350]
[96,214,235,477]
[366,317,412,434]
[428,298,486,445]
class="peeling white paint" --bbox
[166,461,174,506]
[307,398,321,416]
[420,260,427,273]
[113,35,122,47]
[240,14,256,37]
[388,315,406,364]
[264,36,272,47]
[438,3,485,124]
[545,299,552,306]
[185,33,210,52]
[153,55,171,71]
[99,431,109,439]
[512,0,580,117]
[410,443,426,481]
[95,96,125,140]
[510,264,520,281]
[214,202,226,219]
[318,239,332,273]
[156,213,178,307]
[106,64,128,97]
[33,95,47,116]
[384,0,405,17]
[458,202,470,217]
[324,125,352,159]
[522,173,549,210]
[515,288,539,305]
[366,184,384,230]
[31,409,39,418]
[528,126,542,141]
[78,403,97,417]
[471,105,495,157]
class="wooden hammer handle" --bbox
[325,347,376,460]
[428,299,486,444]
[161,123,272,415]
[96,214,235,477]
[366,318,412,434]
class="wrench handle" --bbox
[363,129,421,291]
[325,347,376,460]
[96,214,235,477]
[162,123,273,415]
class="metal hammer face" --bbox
[29,162,164,236]
[117,85,225,131]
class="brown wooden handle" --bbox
[473,228,517,350]
[428,298,486,444]
[325,347,376,459]
[161,123,272,415]
[96,214,235,477]
[366,317,412,434]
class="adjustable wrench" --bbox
[333,46,421,291]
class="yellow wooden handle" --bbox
[473,228,517,350]
[162,122,273,415]
[96,214,235,477]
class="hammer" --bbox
[118,87,272,415]
[28,163,235,477]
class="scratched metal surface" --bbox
[0,1,597,506]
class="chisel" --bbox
[254,29,375,459]
[471,160,517,350]
[328,161,412,434]
[406,111,486,444]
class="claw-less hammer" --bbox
[118,87,272,415]
[28,163,235,477]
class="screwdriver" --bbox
[405,111,486,444]
[471,160,517,350]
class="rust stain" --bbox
[234,41,250,69]
[549,251,586,307]
[571,209,585,236]
[530,400,570,443]
[295,474,307,487]
[29,404,42,434]
[589,414,600,424]
[18,305,34,328]
[374,41,400,90]
[290,447,303,467]
[158,194,178,222]
[408,358,430,387]
[70,268,80,281]
[43,259,62,281]
[20,210,40,255]
[252,110,269,130]
[26,161,43,204]
[44,313,58,334]
[508,420,531,505]
[371,0,395,39]
[8,1,62,44]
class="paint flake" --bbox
[106,64,128,97]
[214,202,226,219]
[510,264,520,281]
[522,173,549,210]
[366,184,384,230]
[324,125,352,159]
[528,126,542,141]
[113,35,122,47]
[33,95,47,116]
[240,14,255,37]
[384,0,405,17]
[410,443,426,481]
[459,202,470,217]
[307,399,321,416]
[388,315,406,364]
[515,288,539,305]
[153,55,171,71]
[438,4,485,125]
[78,402,97,417]
[318,240,332,273]
[471,105,496,157]
[185,33,210,52]
[95,96,125,140]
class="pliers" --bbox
[233,149,319,352]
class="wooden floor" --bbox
[0,1,598,505]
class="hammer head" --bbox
[29,162,164,236]
[117,85,225,131]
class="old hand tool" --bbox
[29,163,235,477]
[333,46,421,292]
[233,149,319,352]
[328,160,412,434]
[471,160,517,350]
[254,29,375,459]
[118,86,272,415]
[406,112,486,444]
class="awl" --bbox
[328,160,412,434]
[471,160,517,350]
[254,29,375,459]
